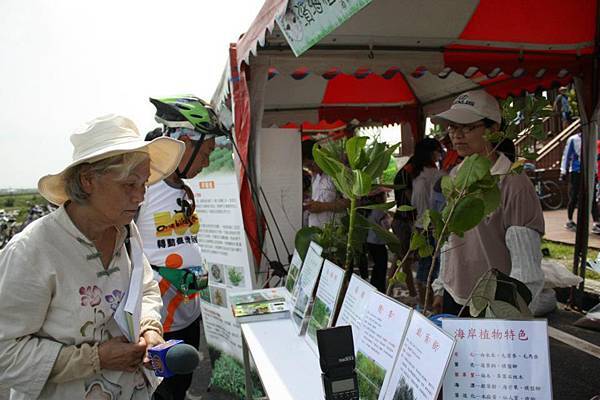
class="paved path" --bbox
[543,208,600,249]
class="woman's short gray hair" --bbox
[64,151,150,204]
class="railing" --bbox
[535,118,581,170]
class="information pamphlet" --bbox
[229,287,290,323]
[335,273,377,350]
[291,241,324,333]
[442,319,552,400]
[305,260,345,355]
[354,291,412,400]
[383,311,455,400]
[285,249,303,294]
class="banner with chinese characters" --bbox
[442,319,552,400]
[276,0,373,57]
[188,138,259,396]
[187,137,254,303]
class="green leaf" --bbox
[355,213,401,254]
[80,321,93,337]
[365,143,400,180]
[351,170,372,197]
[429,210,444,241]
[454,155,491,191]
[389,270,407,287]
[449,196,485,234]
[346,136,368,169]
[488,300,523,319]
[333,167,354,199]
[313,146,344,178]
[418,240,434,258]
[294,227,322,260]
[469,273,497,317]
[421,209,432,231]
[441,176,454,198]
[480,185,501,216]
[358,201,396,211]
[397,205,415,212]
[409,231,426,251]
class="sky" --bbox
[0,0,264,189]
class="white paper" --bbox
[442,319,553,400]
[335,273,377,350]
[355,292,412,400]
[291,242,324,334]
[383,311,455,400]
[305,260,345,355]
[285,249,303,295]
[114,233,144,342]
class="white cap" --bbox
[431,90,501,125]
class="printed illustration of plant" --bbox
[307,297,331,341]
[392,377,415,400]
[356,351,386,400]
[228,268,243,287]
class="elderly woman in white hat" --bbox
[0,115,184,399]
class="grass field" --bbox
[0,192,48,223]
[542,239,600,280]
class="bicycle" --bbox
[524,163,563,210]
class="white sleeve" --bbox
[0,240,62,398]
[505,226,544,305]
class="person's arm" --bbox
[505,226,544,303]
[0,241,63,397]
[560,137,572,176]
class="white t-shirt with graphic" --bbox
[137,180,203,332]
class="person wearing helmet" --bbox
[136,96,228,400]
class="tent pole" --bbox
[570,0,600,309]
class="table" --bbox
[241,318,324,399]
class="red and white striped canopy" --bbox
[220,0,596,130]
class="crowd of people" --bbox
[0,87,579,398]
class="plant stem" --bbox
[344,198,357,273]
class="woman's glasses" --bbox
[447,122,485,136]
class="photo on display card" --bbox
[305,260,345,355]
[354,291,412,400]
[291,241,325,334]
[284,249,303,294]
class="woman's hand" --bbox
[98,336,147,372]
[140,330,165,369]
[431,295,444,315]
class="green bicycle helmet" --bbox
[149,95,224,135]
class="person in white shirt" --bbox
[302,140,349,228]
[137,96,228,400]
[0,114,184,399]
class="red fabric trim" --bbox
[459,0,596,49]
[318,106,418,134]
[322,73,416,105]
[230,46,263,267]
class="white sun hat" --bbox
[38,114,185,205]
[431,90,502,125]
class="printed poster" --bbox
[291,241,324,333]
[355,292,412,400]
[188,137,259,396]
[335,273,377,350]
[276,0,373,56]
[383,311,455,400]
[442,319,552,400]
[187,137,254,305]
[305,260,345,355]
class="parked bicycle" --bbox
[524,163,563,210]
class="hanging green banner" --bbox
[276,0,372,57]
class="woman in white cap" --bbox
[430,90,545,316]
[0,114,184,399]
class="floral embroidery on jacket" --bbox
[104,289,123,311]
[80,285,102,307]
